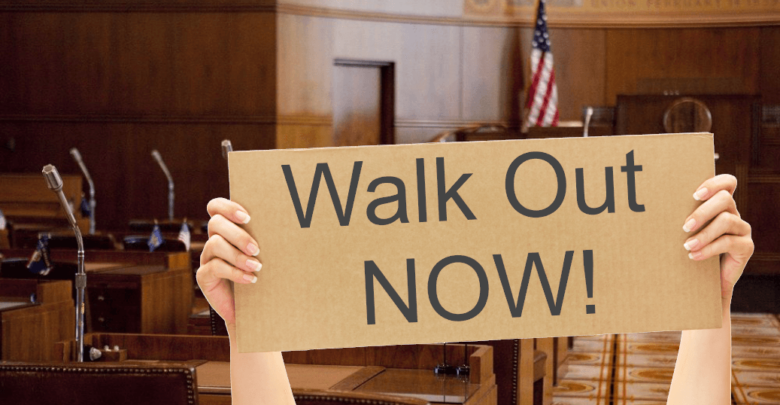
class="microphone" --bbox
[151,150,174,221]
[42,164,87,363]
[221,140,233,160]
[43,165,78,228]
[69,148,96,235]
[583,107,594,138]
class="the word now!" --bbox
[282,151,646,228]
[364,250,595,325]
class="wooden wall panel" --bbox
[758,125,780,172]
[605,28,761,104]
[745,174,780,276]
[0,12,277,116]
[462,26,523,123]
[277,13,334,118]
[0,10,278,230]
[275,124,334,149]
[334,19,462,122]
[0,125,276,229]
[760,27,780,104]
[546,29,607,121]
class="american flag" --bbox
[524,0,558,128]
[178,221,191,252]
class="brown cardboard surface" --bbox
[229,133,722,353]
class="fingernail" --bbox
[688,252,701,260]
[246,243,260,256]
[235,211,251,224]
[246,259,262,272]
[683,239,698,251]
[243,274,257,283]
[693,188,708,201]
[683,218,696,233]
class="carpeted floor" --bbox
[551,313,780,405]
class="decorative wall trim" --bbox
[751,252,780,262]
[276,115,333,126]
[0,114,332,126]
[0,2,277,13]
[395,119,521,129]
[748,173,780,184]
[760,133,780,146]
[0,1,777,28]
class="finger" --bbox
[197,258,257,289]
[208,214,260,257]
[683,190,738,234]
[684,212,751,252]
[201,234,263,273]
[693,174,737,201]
[207,197,251,224]
[687,234,754,262]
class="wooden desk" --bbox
[1,249,192,335]
[0,174,88,235]
[55,334,497,405]
[0,279,74,361]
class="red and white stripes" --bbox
[525,48,559,127]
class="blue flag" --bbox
[147,224,163,252]
[80,194,91,217]
[27,235,53,276]
[178,222,191,251]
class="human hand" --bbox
[196,198,262,327]
[683,175,754,298]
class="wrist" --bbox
[226,322,238,342]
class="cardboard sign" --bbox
[229,133,722,353]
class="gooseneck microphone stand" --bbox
[42,164,86,362]
[221,140,233,160]
[583,106,594,138]
[151,150,175,221]
[69,148,96,235]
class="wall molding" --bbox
[0,2,277,12]
[0,115,515,129]
[0,1,777,28]
[395,119,521,129]
[751,252,780,262]
[0,114,332,126]
[748,173,780,184]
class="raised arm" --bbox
[197,198,295,405]
[667,175,754,405]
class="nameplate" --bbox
[229,133,721,353]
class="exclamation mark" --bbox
[584,250,595,314]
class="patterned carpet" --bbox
[551,313,780,405]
